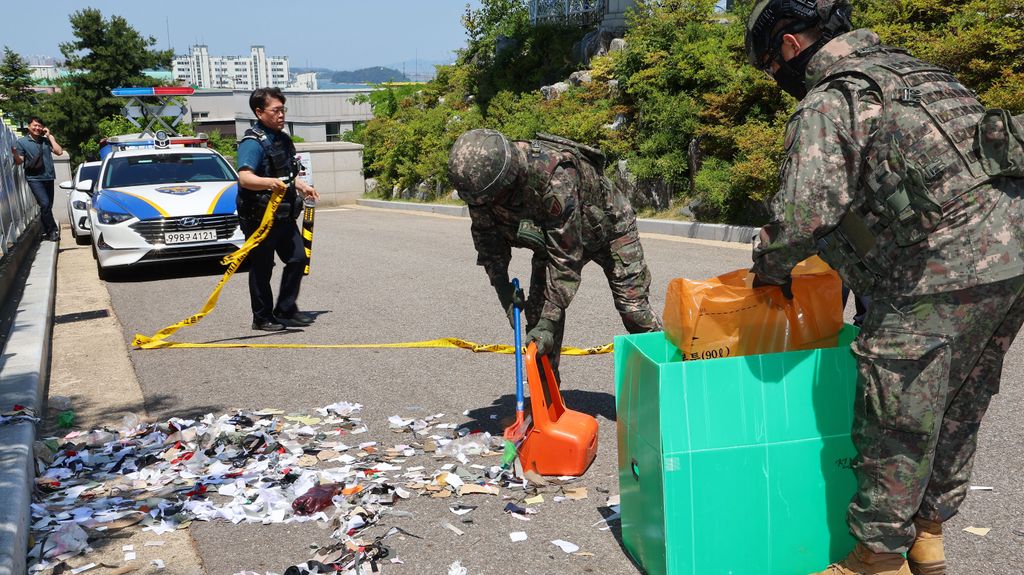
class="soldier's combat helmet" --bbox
[448,129,526,205]
[745,0,853,98]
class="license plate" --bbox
[165,229,218,244]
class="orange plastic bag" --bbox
[663,257,844,361]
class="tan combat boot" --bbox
[907,517,946,575]
[811,543,912,575]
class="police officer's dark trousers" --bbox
[240,216,306,323]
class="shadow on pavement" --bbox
[40,393,226,436]
[104,258,244,283]
[463,389,617,435]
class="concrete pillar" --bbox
[294,141,365,206]
[602,0,637,33]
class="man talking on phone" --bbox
[12,116,64,241]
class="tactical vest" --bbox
[523,133,636,248]
[812,45,1010,293]
[237,126,301,221]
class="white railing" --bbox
[530,0,607,26]
[0,116,39,256]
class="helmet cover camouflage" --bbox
[448,129,525,205]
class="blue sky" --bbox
[5,1,482,72]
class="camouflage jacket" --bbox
[752,29,1024,296]
[469,138,638,322]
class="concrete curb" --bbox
[357,198,469,218]
[0,239,58,575]
[355,198,757,244]
[636,218,757,244]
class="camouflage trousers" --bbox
[525,229,662,371]
[848,275,1024,553]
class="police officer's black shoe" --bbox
[277,311,314,327]
[252,319,285,331]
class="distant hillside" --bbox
[291,66,334,76]
[331,67,409,84]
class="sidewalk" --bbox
[355,198,759,244]
[0,238,56,575]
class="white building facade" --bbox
[172,45,289,90]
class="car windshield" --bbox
[79,165,101,189]
[103,153,235,188]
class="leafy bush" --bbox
[351,0,1023,223]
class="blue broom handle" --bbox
[512,278,524,414]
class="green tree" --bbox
[0,47,39,126]
[856,0,1024,111]
[44,8,173,162]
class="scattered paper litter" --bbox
[448,560,468,575]
[70,564,97,574]
[524,494,544,505]
[449,504,476,516]
[551,539,580,553]
[28,400,523,574]
[510,531,528,542]
[964,527,991,537]
[444,522,465,536]
[564,487,588,500]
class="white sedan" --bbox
[59,161,102,245]
[89,146,245,279]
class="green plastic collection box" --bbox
[614,326,860,575]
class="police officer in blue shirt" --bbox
[236,87,319,331]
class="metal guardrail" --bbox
[530,0,607,26]
[0,116,38,256]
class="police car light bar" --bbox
[111,87,196,97]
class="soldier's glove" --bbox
[751,273,794,300]
[496,282,527,329]
[527,319,556,356]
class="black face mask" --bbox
[773,59,808,99]
[771,36,829,100]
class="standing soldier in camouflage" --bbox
[448,129,662,370]
[745,1,1024,574]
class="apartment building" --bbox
[172,45,289,90]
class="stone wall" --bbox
[294,141,365,206]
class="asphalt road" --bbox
[101,206,1024,574]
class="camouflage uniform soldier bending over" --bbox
[448,129,662,369]
[745,1,1024,574]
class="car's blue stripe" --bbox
[207,183,238,215]
[94,189,165,219]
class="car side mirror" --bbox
[76,179,94,193]
[59,180,73,190]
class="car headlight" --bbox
[72,200,88,210]
[96,208,133,225]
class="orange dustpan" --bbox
[516,342,599,476]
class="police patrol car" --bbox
[59,160,102,245]
[89,131,244,279]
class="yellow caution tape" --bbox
[133,336,613,354]
[131,187,613,356]
[132,187,285,348]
